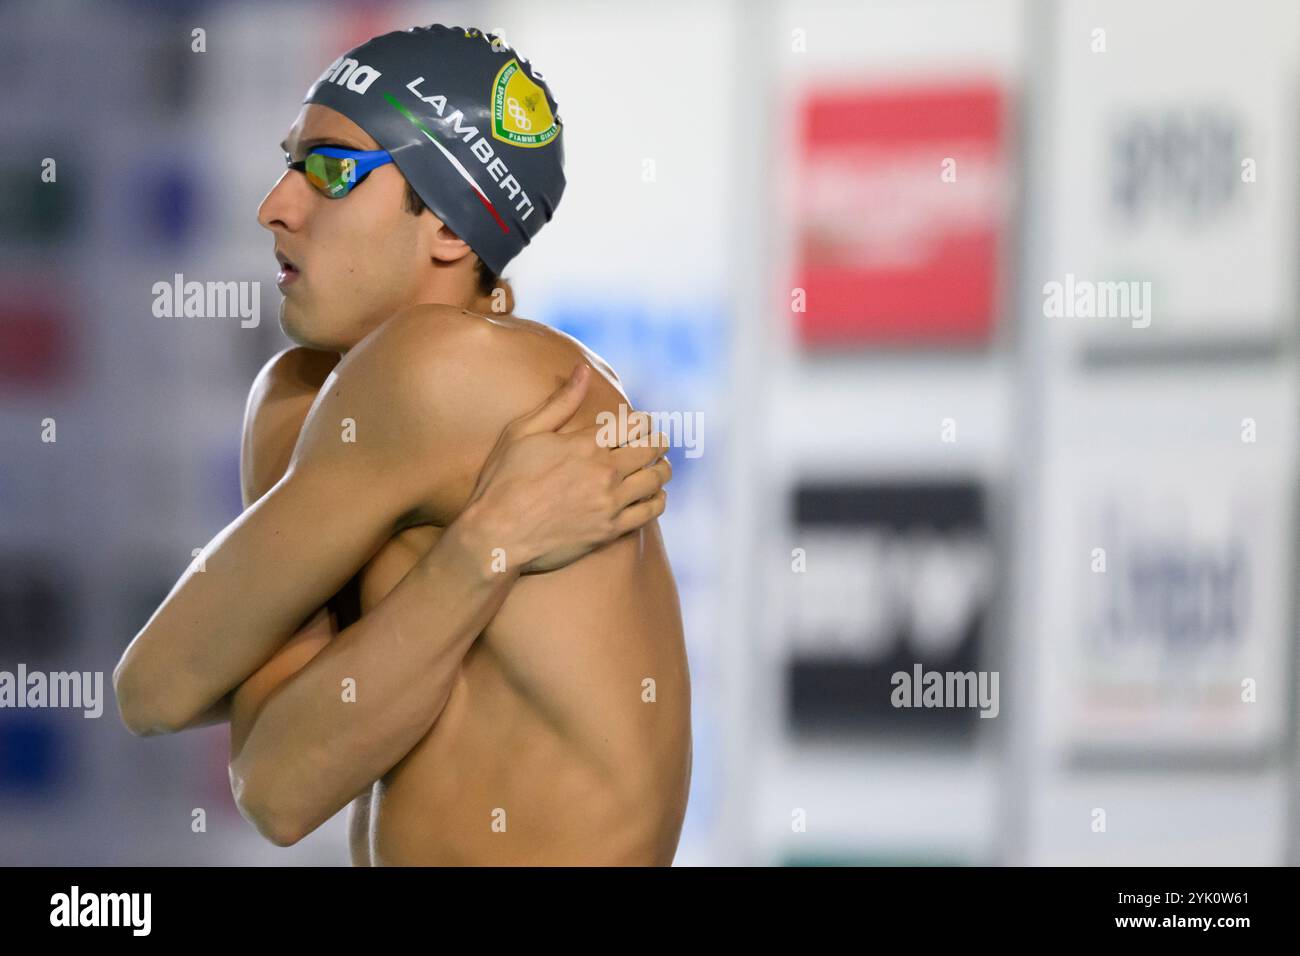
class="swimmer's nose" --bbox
[257,170,312,234]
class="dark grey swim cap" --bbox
[302,24,565,275]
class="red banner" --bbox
[793,83,1010,347]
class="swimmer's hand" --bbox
[457,363,671,574]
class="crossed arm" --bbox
[221,345,520,846]
[226,503,519,845]
[113,311,669,844]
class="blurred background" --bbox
[1,0,1298,865]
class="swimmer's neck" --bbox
[334,286,510,358]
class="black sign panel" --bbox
[786,481,996,737]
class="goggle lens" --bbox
[304,152,358,198]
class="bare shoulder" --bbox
[247,345,340,409]
[340,304,630,433]
[327,303,635,523]
[277,307,503,501]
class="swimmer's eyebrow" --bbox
[280,136,368,154]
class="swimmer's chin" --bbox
[278,300,329,350]
[278,300,359,353]
[277,300,310,346]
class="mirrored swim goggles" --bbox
[285,146,395,199]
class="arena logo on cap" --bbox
[316,55,383,95]
[491,59,559,148]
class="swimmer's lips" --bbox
[275,250,301,288]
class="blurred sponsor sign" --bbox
[0,158,75,245]
[1046,0,1297,353]
[0,291,71,389]
[792,84,1009,347]
[0,717,64,795]
[785,481,996,735]
[131,160,203,248]
[0,554,73,661]
[1049,457,1292,757]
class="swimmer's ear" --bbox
[510,364,590,435]
[426,215,478,261]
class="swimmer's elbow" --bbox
[246,806,306,849]
[117,706,171,738]
[113,661,182,737]
[230,762,308,848]
[255,812,307,849]
[115,647,232,737]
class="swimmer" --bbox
[113,24,691,865]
